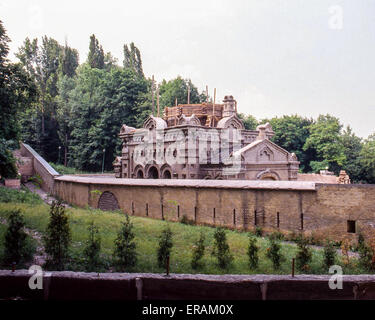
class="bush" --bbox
[157,225,173,269]
[340,239,351,266]
[271,231,285,241]
[357,232,365,252]
[211,227,233,269]
[180,215,195,225]
[296,236,312,272]
[28,174,43,188]
[3,209,35,266]
[255,226,263,237]
[113,214,137,270]
[43,201,71,270]
[266,235,284,269]
[287,231,300,242]
[191,232,205,269]
[357,239,375,271]
[0,187,42,205]
[248,235,259,269]
[323,240,337,270]
[0,139,18,179]
[83,221,101,271]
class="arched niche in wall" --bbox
[256,169,280,181]
[147,166,159,179]
[98,191,120,211]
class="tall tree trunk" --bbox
[64,134,68,167]
[41,112,45,135]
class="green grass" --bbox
[48,163,92,175]
[0,196,369,274]
[49,162,114,175]
[0,186,43,205]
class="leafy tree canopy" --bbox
[303,114,346,174]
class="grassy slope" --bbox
[0,200,357,275]
[0,186,367,274]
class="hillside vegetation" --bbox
[0,188,367,275]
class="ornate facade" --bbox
[114,95,300,180]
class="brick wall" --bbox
[53,177,375,243]
[20,143,60,193]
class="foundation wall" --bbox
[1,271,375,300]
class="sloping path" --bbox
[24,182,57,206]
[24,182,70,207]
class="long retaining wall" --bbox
[1,271,375,300]
[15,144,375,242]
[54,176,375,242]
[19,143,60,193]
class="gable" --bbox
[238,139,290,164]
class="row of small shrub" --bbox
[248,233,338,272]
[247,227,375,271]
[3,202,375,274]
[0,202,186,272]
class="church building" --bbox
[114,95,300,181]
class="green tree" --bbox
[238,113,258,130]
[303,114,346,174]
[43,201,71,270]
[323,240,337,270]
[358,241,373,271]
[83,221,101,271]
[123,42,144,77]
[3,209,34,266]
[360,134,375,184]
[58,41,79,77]
[67,64,148,171]
[262,115,315,172]
[0,139,18,178]
[113,214,137,270]
[55,74,75,166]
[67,64,105,170]
[157,226,173,269]
[0,20,37,177]
[266,233,284,269]
[248,235,259,269]
[211,227,233,269]
[87,68,148,171]
[16,36,67,162]
[341,126,363,182]
[159,77,204,111]
[191,232,205,269]
[87,34,104,69]
[295,236,312,272]
[104,52,118,71]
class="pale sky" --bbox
[1,0,374,138]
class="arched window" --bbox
[162,170,172,179]
[148,166,159,179]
